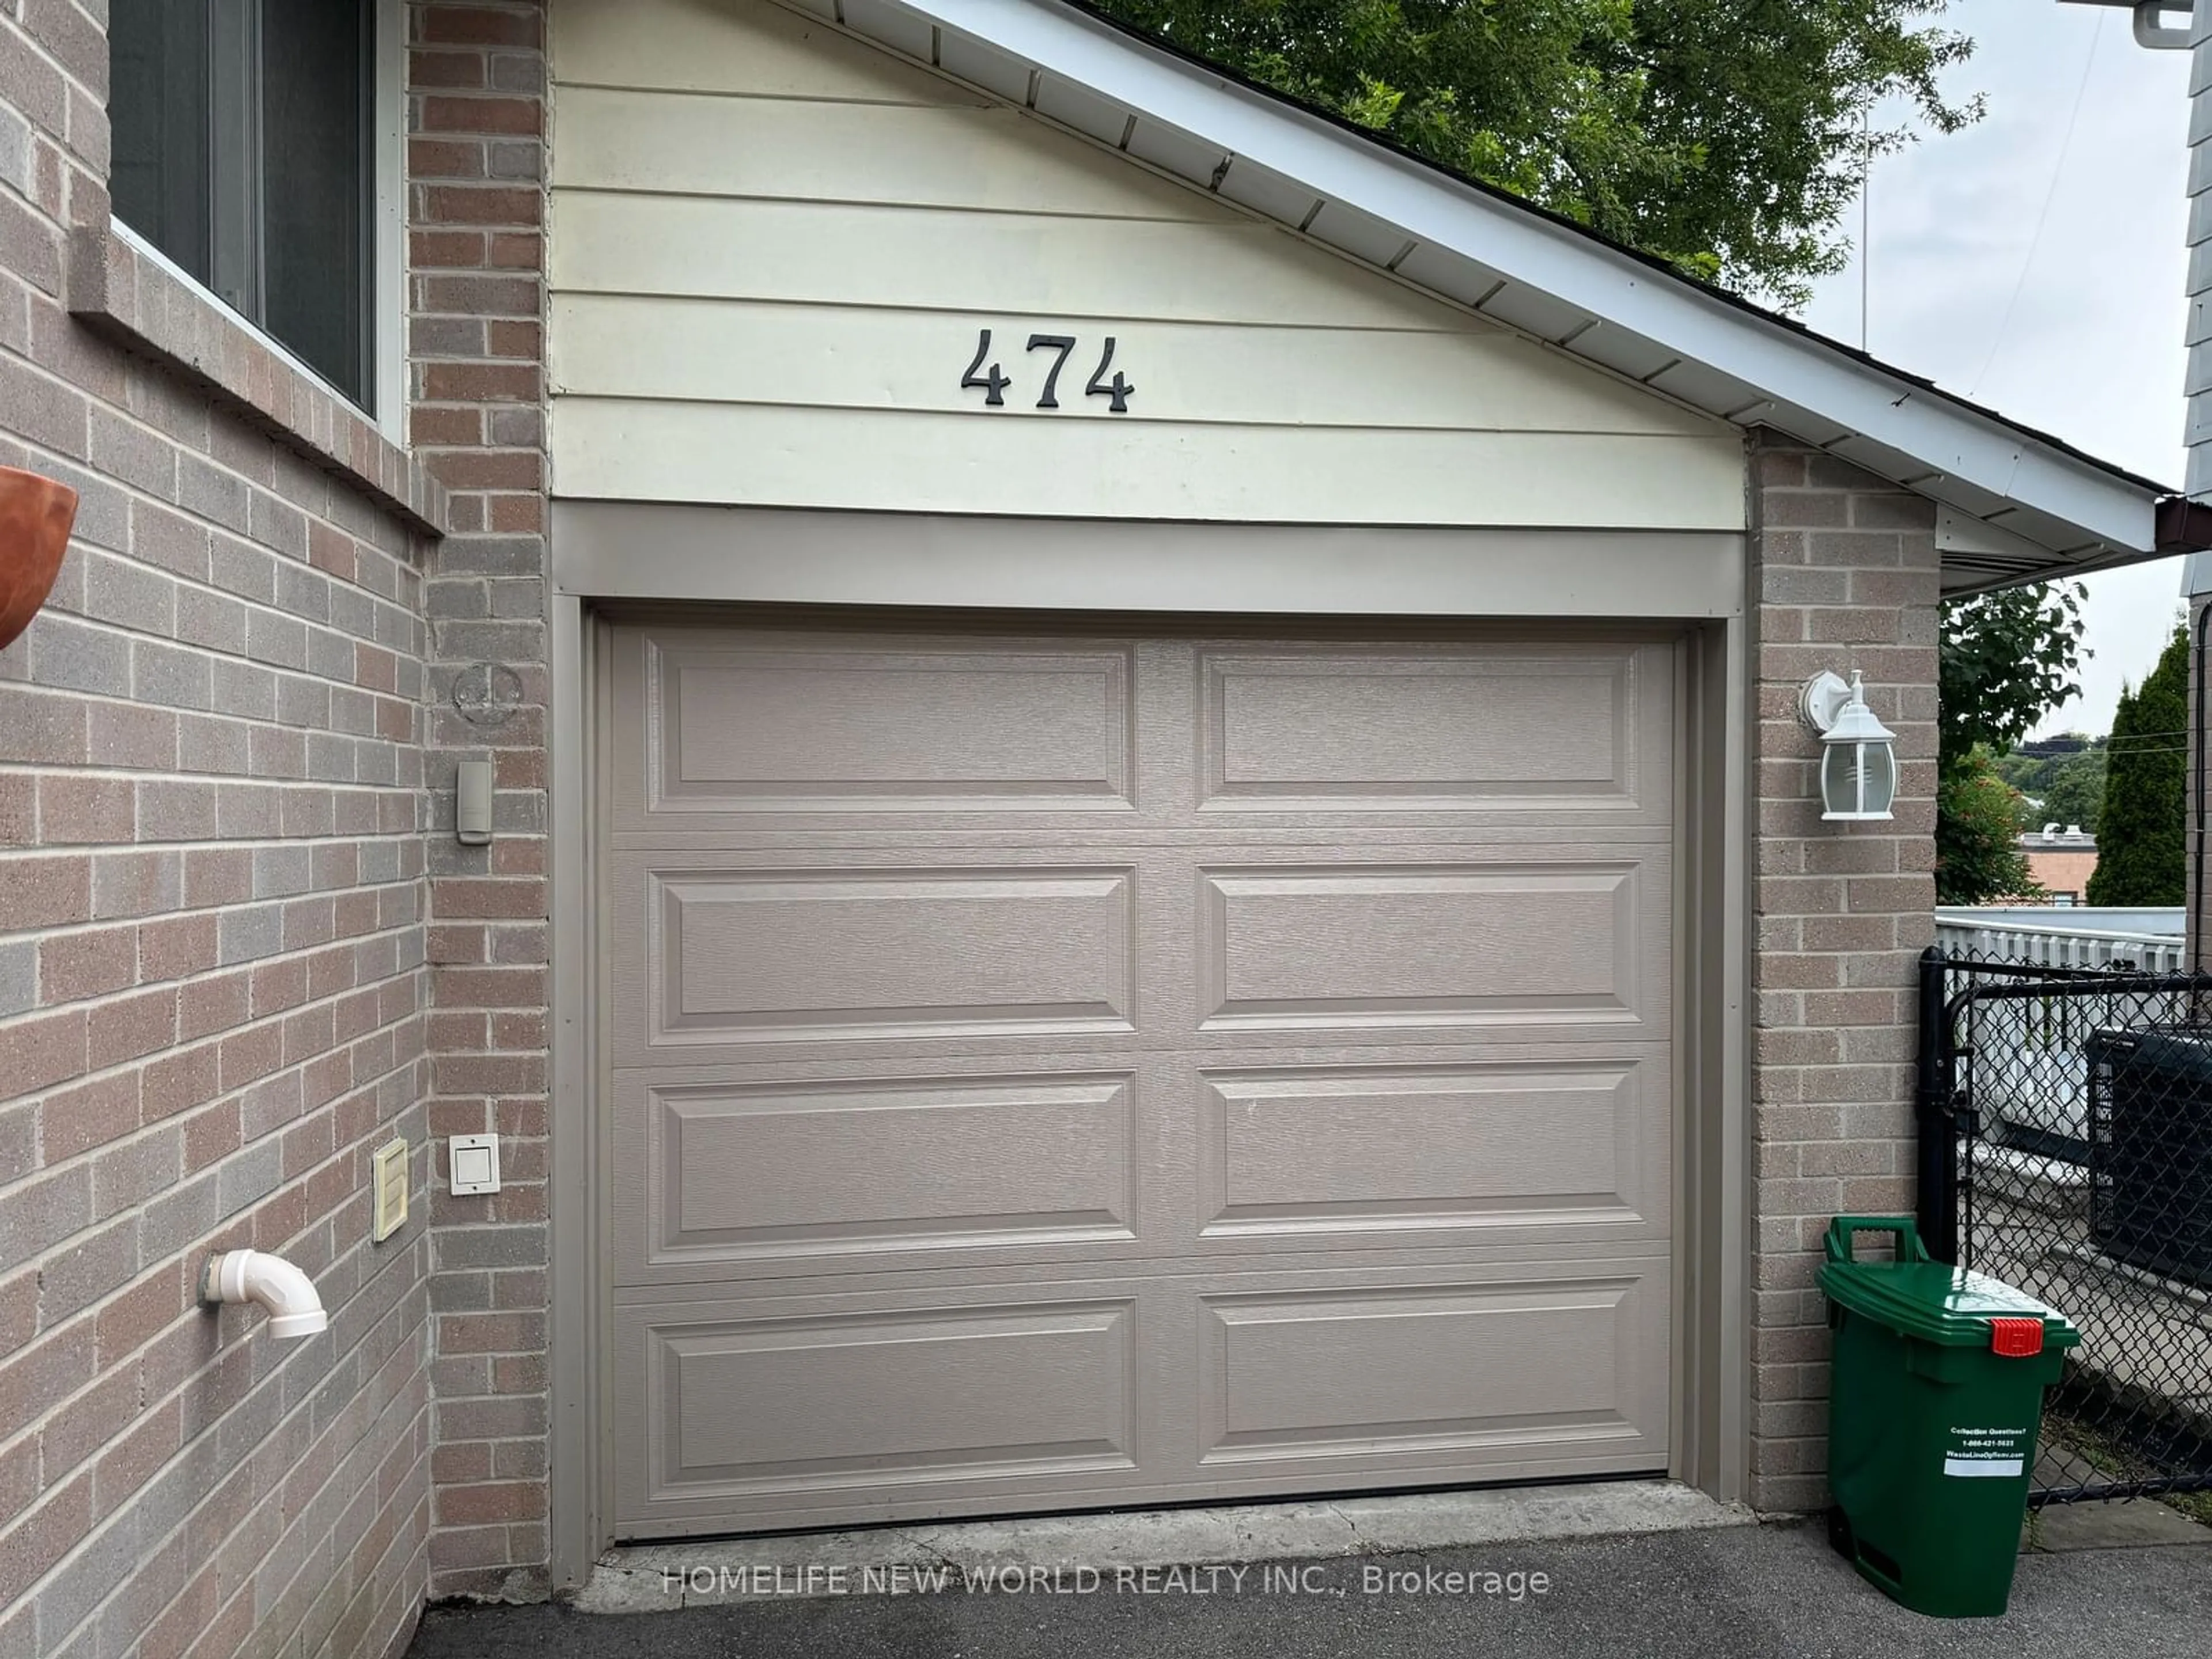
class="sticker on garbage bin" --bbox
[1944,1425,2031,1478]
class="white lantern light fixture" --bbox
[1797,669,1897,823]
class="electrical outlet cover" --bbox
[370,1139,408,1242]
[449,1133,501,1196]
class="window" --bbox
[110,0,379,412]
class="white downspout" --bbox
[200,1250,329,1339]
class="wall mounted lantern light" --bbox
[1798,669,1897,823]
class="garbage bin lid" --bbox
[1818,1217,2081,1351]
[1820,1260,2082,1349]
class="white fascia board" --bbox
[872,0,2164,554]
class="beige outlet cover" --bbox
[371,1139,408,1242]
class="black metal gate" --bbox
[1918,946,2212,1506]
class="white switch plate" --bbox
[449,1133,501,1195]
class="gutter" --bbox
[2157,497,2212,555]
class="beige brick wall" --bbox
[1745,433,1941,1512]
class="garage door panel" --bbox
[624,1297,1145,1513]
[1196,641,1669,819]
[1195,1058,1666,1247]
[613,626,1142,825]
[611,1044,1669,1288]
[1196,1268,1667,1467]
[1195,852,1668,1037]
[630,860,1141,1048]
[613,1259,1667,1535]
[617,1072,1147,1277]
[605,619,1681,1537]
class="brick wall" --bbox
[0,4,441,1657]
[406,0,553,1603]
[1745,434,1942,1512]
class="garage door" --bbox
[604,619,1677,1537]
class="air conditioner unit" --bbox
[2088,1029,2212,1289]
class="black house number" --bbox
[960,328,1135,414]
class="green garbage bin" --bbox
[1819,1215,2080,1619]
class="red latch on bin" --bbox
[1988,1317,2044,1358]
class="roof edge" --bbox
[837,0,2171,567]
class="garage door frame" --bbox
[542,505,1750,1586]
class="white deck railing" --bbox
[1936,909,2193,1151]
[1934,908,2188,975]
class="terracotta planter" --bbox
[0,465,78,652]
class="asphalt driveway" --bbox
[407,1515,2212,1659]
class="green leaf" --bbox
[1088,0,1981,304]
[1936,751,2040,906]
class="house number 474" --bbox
[961,328,1135,414]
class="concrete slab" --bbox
[413,1517,2212,1659]
[574,1480,1751,1613]
[2028,1499,2212,1552]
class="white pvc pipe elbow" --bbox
[200,1250,328,1340]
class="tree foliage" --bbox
[1087,0,1981,304]
[2030,746,2107,837]
[1991,737,2107,836]
[1938,584,2086,779]
[1931,584,2086,903]
[2087,627,2188,907]
[1935,749,2038,906]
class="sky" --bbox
[1794,0,2193,738]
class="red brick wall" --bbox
[406,0,553,1603]
[2022,849,2097,903]
[1,5,438,1656]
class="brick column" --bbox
[407,0,552,1600]
[1745,433,1941,1512]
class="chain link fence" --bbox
[1921,949,2212,1507]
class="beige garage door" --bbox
[604,618,1677,1538]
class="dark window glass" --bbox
[107,0,376,412]
[262,3,372,402]
[109,0,212,285]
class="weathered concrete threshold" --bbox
[577,1479,1753,1613]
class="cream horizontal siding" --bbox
[552,297,1719,436]
[547,0,1747,529]
[554,0,981,103]
[554,401,1744,525]
[555,86,1221,220]
[550,195,1472,331]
